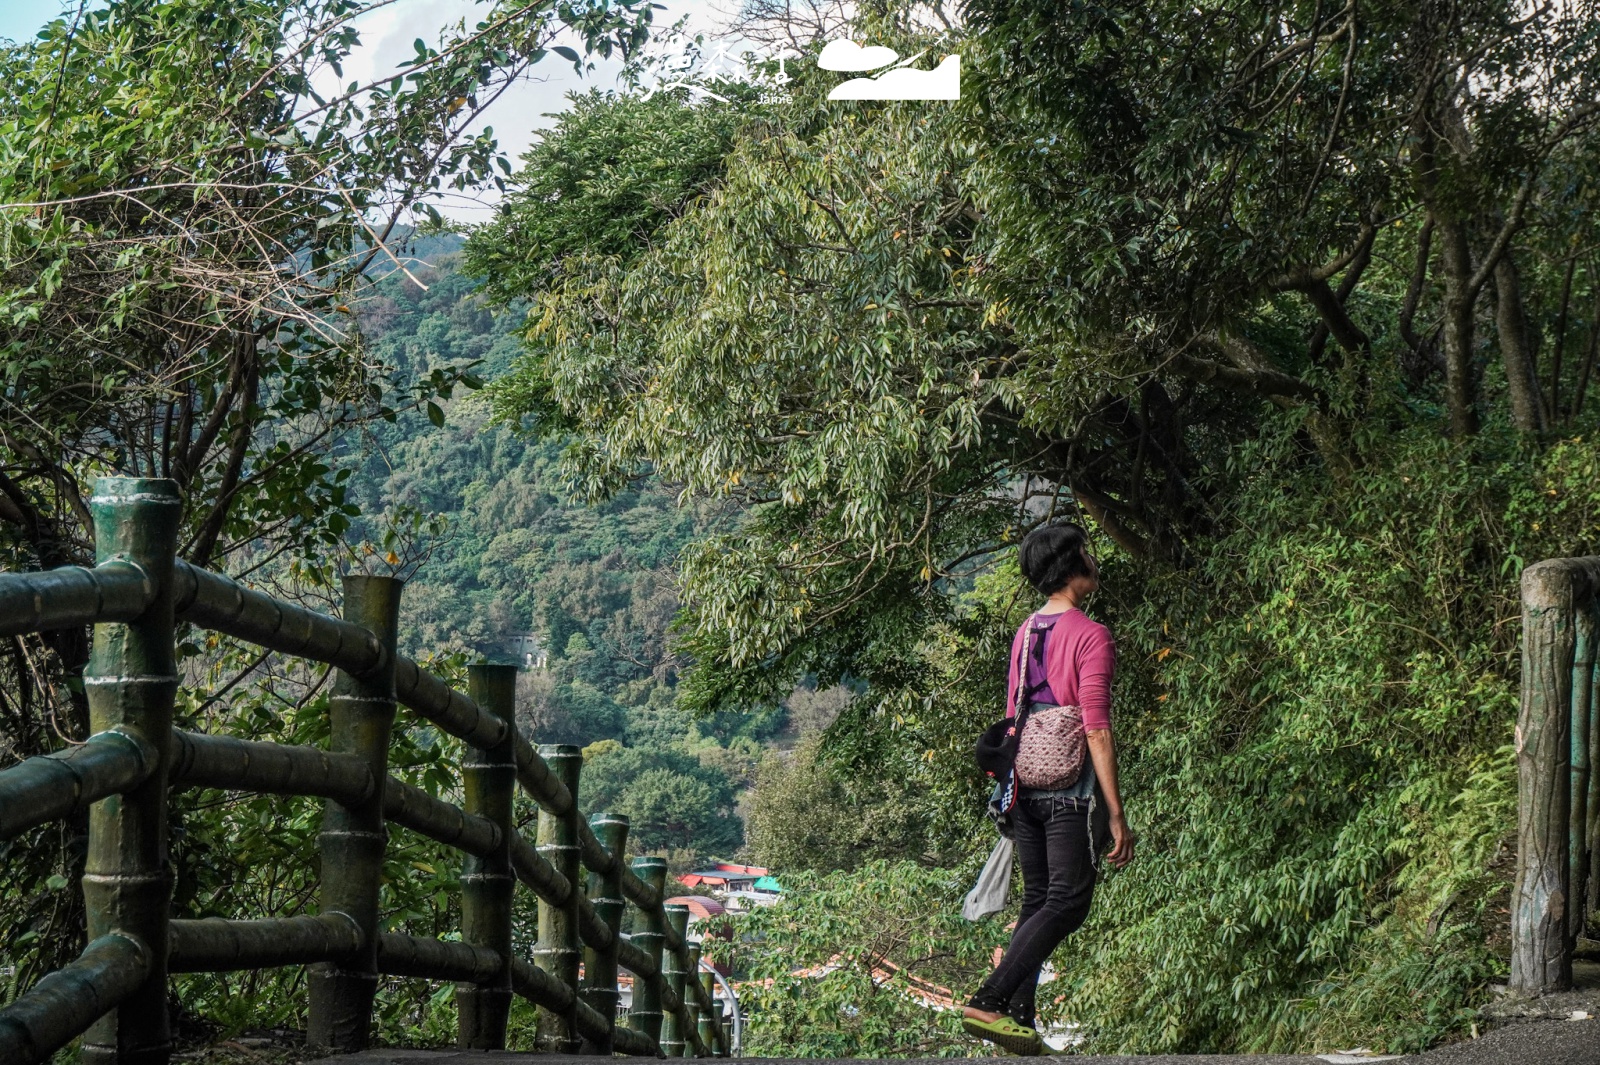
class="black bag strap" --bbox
[1011,613,1055,715]
[1008,614,1037,720]
[991,615,1052,818]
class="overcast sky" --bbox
[0,0,736,221]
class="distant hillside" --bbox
[365,228,466,278]
[341,254,771,865]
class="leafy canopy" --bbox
[0,0,650,1002]
[468,1,1600,1053]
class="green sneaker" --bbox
[961,1013,1044,1056]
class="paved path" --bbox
[321,1017,1599,1065]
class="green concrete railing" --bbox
[0,477,730,1064]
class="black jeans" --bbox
[975,791,1096,1027]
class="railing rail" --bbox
[0,477,731,1063]
[1513,556,1600,994]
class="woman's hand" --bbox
[1086,729,1134,867]
[1107,811,1136,867]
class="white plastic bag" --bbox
[961,836,1015,920]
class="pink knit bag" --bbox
[1014,704,1086,790]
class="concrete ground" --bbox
[308,1016,1599,1064]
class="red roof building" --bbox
[678,862,769,891]
[664,895,726,920]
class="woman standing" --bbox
[963,523,1135,1055]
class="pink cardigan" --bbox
[1005,609,1115,731]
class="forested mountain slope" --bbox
[342,252,770,861]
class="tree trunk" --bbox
[1550,257,1578,420]
[1437,218,1481,437]
[1575,284,1600,420]
[1495,255,1547,432]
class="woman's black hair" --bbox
[1019,523,1093,595]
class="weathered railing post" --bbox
[582,812,629,1054]
[458,663,517,1049]
[1572,601,1596,941]
[534,744,583,1052]
[660,904,691,1057]
[1591,631,1600,924]
[308,575,401,1050]
[627,857,668,1048]
[697,969,719,1056]
[81,477,181,1065]
[1511,558,1600,993]
[684,940,703,1057]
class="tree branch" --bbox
[1172,341,1324,404]
[1267,220,1376,291]
[184,346,260,568]
[1399,216,1434,354]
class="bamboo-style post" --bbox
[1572,601,1596,941]
[80,477,181,1065]
[457,663,517,1049]
[697,969,719,1056]
[581,813,629,1054]
[684,941,703,1057]
[1591,602,1600,923]
[660,904,691,1057]
[1512,559,1600,992]
[534,745,583,1052]
[627,857,668,1048]
[308,575,401,1050]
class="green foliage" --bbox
[1050,426,1530,1054]
[730,860,1006,1057]
[477,79,1017,724]
[341,255,754,863]
[344,258,727,665]
[0,0,653,572]
[580,741,743,856]
[962,0,1600,442]
[470,7,1600,1053]
[740,424,1550,1055]
[478,2,1600,723]
[464,86,751,299]
[7,0,1599,1053]
[747,737,949,872]
[0,0,651,1010]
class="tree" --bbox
[781,683,854,738]
[0,0,652,731]
[963,0,1600,444]
[464,86,753,301]
[746,737,939,872]
[473,78,1021,714]
[0,0,649,994]
[730,860,1005,1057]
[466,5,1600,1052]
[1,0,653,573]
[580,743,743,857]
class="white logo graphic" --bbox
[817,40,900,72]
[633,28,800,104]
[819,39,960,101]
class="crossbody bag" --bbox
[974,614,1089,811]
